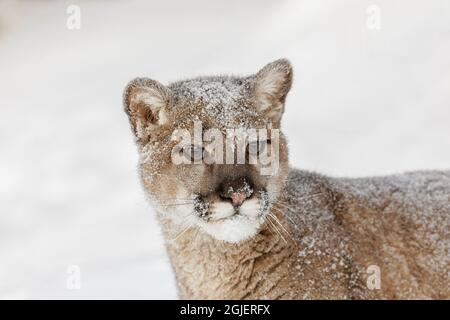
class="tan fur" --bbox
[123,59,450,299]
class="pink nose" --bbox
[230,192,247,207]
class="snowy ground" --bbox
[0,0,449,299]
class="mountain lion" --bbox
[123,59,449,299]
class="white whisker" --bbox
[268,212,294,241]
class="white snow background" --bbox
[0,0,449,299]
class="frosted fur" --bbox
[168,76,255,129]
[123,59,450,299]
[253,59,292,121]
[157,169,450,299]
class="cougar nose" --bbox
[221,190,252,207]
[230,192,247,207]
[218,178,253,207]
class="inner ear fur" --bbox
[252,59,293,123]
[123,78,170,141]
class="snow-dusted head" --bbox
[124,59,292,243]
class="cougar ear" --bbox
[252,59,293,124]
[123,78,170,142]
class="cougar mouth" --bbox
[194,190,268,221]
[186,189,270,242]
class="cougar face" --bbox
[124,59,292,243]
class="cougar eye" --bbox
[247,140,270,156]
[184,144,203,162]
